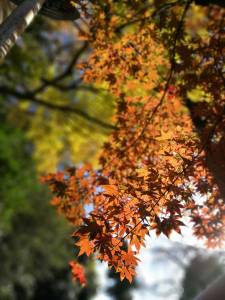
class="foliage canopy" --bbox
[16,0,225,283]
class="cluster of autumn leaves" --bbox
[70,261,87,286]
[42,1,225,283]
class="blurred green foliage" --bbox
[0,111,98,299]
[0,112,71,298]
[0,13,114,172]
[0,5,104,299]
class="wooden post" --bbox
[0,0,46,60]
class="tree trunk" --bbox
[0,0,46,61]
[194,273,225,300]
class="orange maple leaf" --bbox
[76,236,94,256]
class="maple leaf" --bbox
[120,266,136,283]
[76,235,94,256]
[136,168,149,178]
[102,185,119,196]
[122,250,140,266]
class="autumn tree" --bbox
[41,1,225,289]
[2,0,225,297]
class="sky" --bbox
[93,223,222,300]
[93,235,185,300]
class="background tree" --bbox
[0,3,115,172]
[0,91,98,300]
[0,3,105,299]
[0,113,69,299]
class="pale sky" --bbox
[93,223,222,300]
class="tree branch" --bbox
[0,85,116,130]
[32,41,89,95]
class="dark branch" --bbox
[0,85,116,130]
[32,41,89,95]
